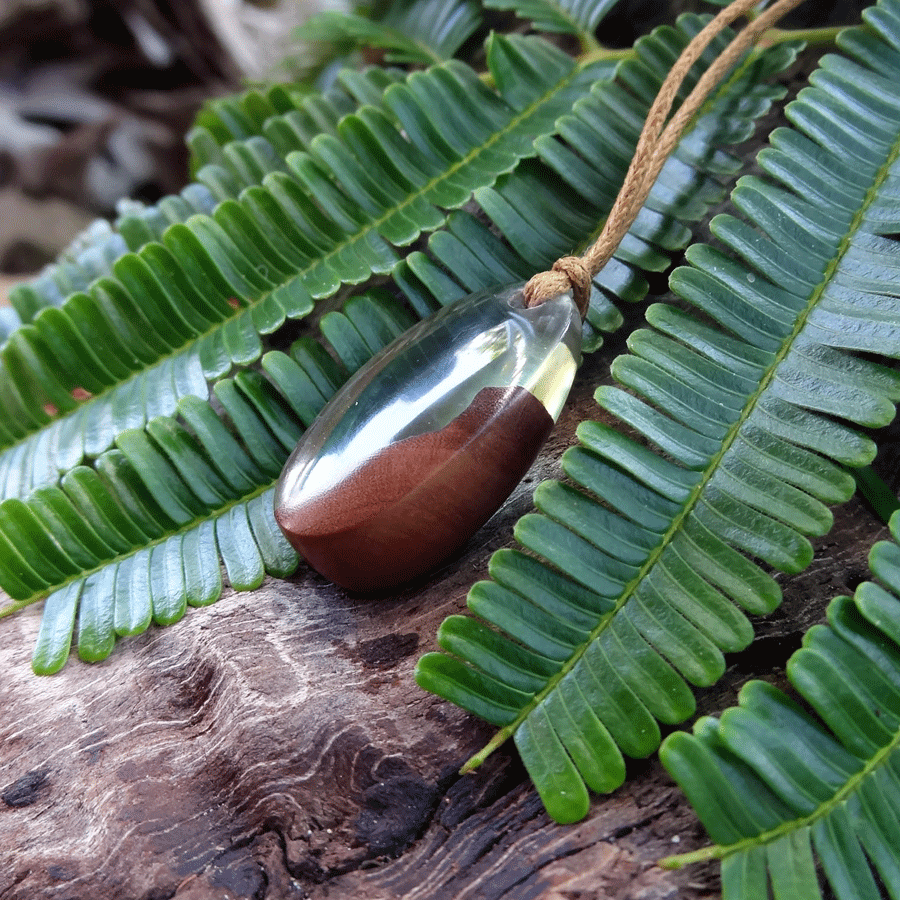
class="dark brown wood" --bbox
[0,343,889,900]
[276,386,554,591]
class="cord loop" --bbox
[522,0,806,318]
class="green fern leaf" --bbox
[295,0,483,67]
[660,508,900,900]
[3,290,416,674]
[417,4,900,824]
[484,0,617,46]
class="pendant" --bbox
[274,283,582,591]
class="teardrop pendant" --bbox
[274,284,582,591]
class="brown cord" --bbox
[523,0,808,316]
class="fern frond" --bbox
[294,0,483,67]
[7,68,407,329]
[0,35,600,499]
[1,289,412,673]
[417,2,900,824]
[660,508,900,900]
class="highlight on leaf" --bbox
[660,508,900,900]
[416,1,900,824]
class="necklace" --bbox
[274,0,805,591]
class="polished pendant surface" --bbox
[274,284,582,591]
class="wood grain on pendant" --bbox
[275,386,554,591]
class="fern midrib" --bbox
[0,55,604,471]
[0,475,283,617]
[464,85,900,773]
[659,724,900,869]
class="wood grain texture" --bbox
[277,385,554,591]
[0,345,888,900]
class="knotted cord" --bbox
[523,0,808,317]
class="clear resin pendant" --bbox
[274,283,582,591]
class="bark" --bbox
[0,344,888,900]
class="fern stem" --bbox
[761,24,842,48]
[578,32,602,54]
[576,22,837,72]
[576,46,632,66]
[460,730,510,773]
[0,597,33,619]
[657,843,725,869]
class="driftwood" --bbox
[0,340,888,900]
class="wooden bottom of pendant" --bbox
[275,386,554,592]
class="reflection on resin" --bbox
[275,283,582,591]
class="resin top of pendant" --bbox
[275,284,582,591]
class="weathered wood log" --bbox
[0,342,887,900]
